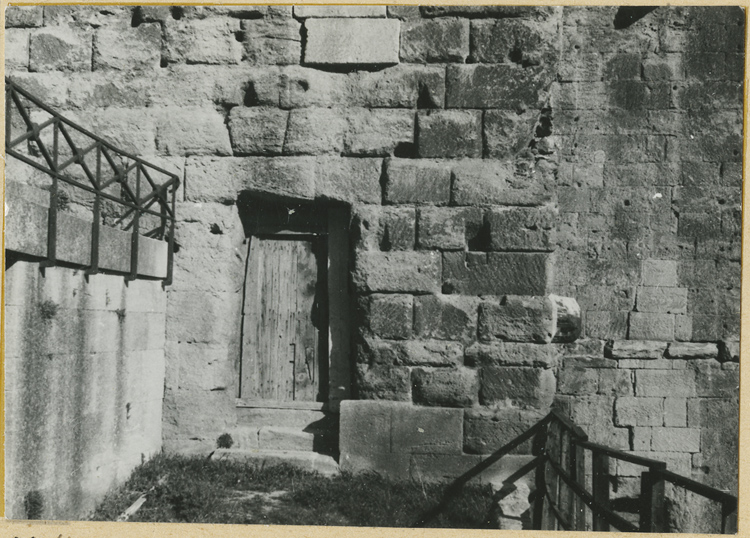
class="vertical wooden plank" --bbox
[545,422,561,530]
[533,423,551,530]
[293,240,314,401]
[592,452,610,531]
[558,428,570,526]
[572,442,586,530]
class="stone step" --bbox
[235,406,337,430]
[212,449,340,477]
[226,425,338,454]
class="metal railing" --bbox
[4,77,180,284]
[538,409,738,533]
[413,409,737,533]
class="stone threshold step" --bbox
[228,425,338,453]
[212,448,340,477]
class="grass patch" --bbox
[91,454,497,528]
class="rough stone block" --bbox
[413,294,479,343]
[400,19,470,63]
[549,295,582,344]
[718,340,740,363]
[93,24,161,71]
[387,6,422,19]
[641,259,679,287]
[242,157,317,200]
[557,364,598,395]
[368,294,413,340]
[156,107,232,156]
[304,18,400,65]
[480,366,556,408]
[422,6,547,17]
[636,370,696,398]
[5,6,43,27]
[446,64,553,109]
[607,340,667,360]
[487,206,556,252]
[443,252,552,296]
[165,18,242,65]
[356,364,411,401]
[417,207,469,250]
[294,6,386,18]
[385,159,451,204]
[315,157,382,204]
[183,157,239,203]
[344,109,415,157]
[614,397,663,427]
[598,369,633,396]
[463,408,545,454]
[339,400,393,455]
[348,65,446,108]
[242,18,301,65]
[5,29,30,72]
[391,405,463,454]
[360,339,463,368]
[693,360,739,398]
[465,343,556,368]
[664,398,687,427]
[271,66,349,108]
[353,251,441,293]
[417,110,482,158]
[365,207,416,251]
[471,17,560,66]
[29,28,92,72]
[636,287,688,314]
[651,427,701,453]
[411,367,479,407]
[451,159,551,206]
[228,107,289,155]
[484,109,539,159]
[478,296,556,344]
[667,343,719,360]
[166,291,240,344]
[629,312,675,341]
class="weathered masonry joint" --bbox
[3,4,742,531]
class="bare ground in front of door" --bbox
[90,453,500,528]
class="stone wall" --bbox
[4,4,742,516]
[4,261,166,519]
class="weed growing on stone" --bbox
[38,300,59,320]
[90,454,495,528]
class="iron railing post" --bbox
[42,118,60,268]
[639,470,666,532]
[591,451,610,531]
[165,182,176,286]
[88,143,101,275]
[128,164,141,281]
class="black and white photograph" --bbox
[2,2,744,534]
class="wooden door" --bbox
[240,236,327,402]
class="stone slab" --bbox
[304,18,400,65]
[390,404,463,454]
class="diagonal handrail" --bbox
[5,77,180,285]
[410,408,738,533]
